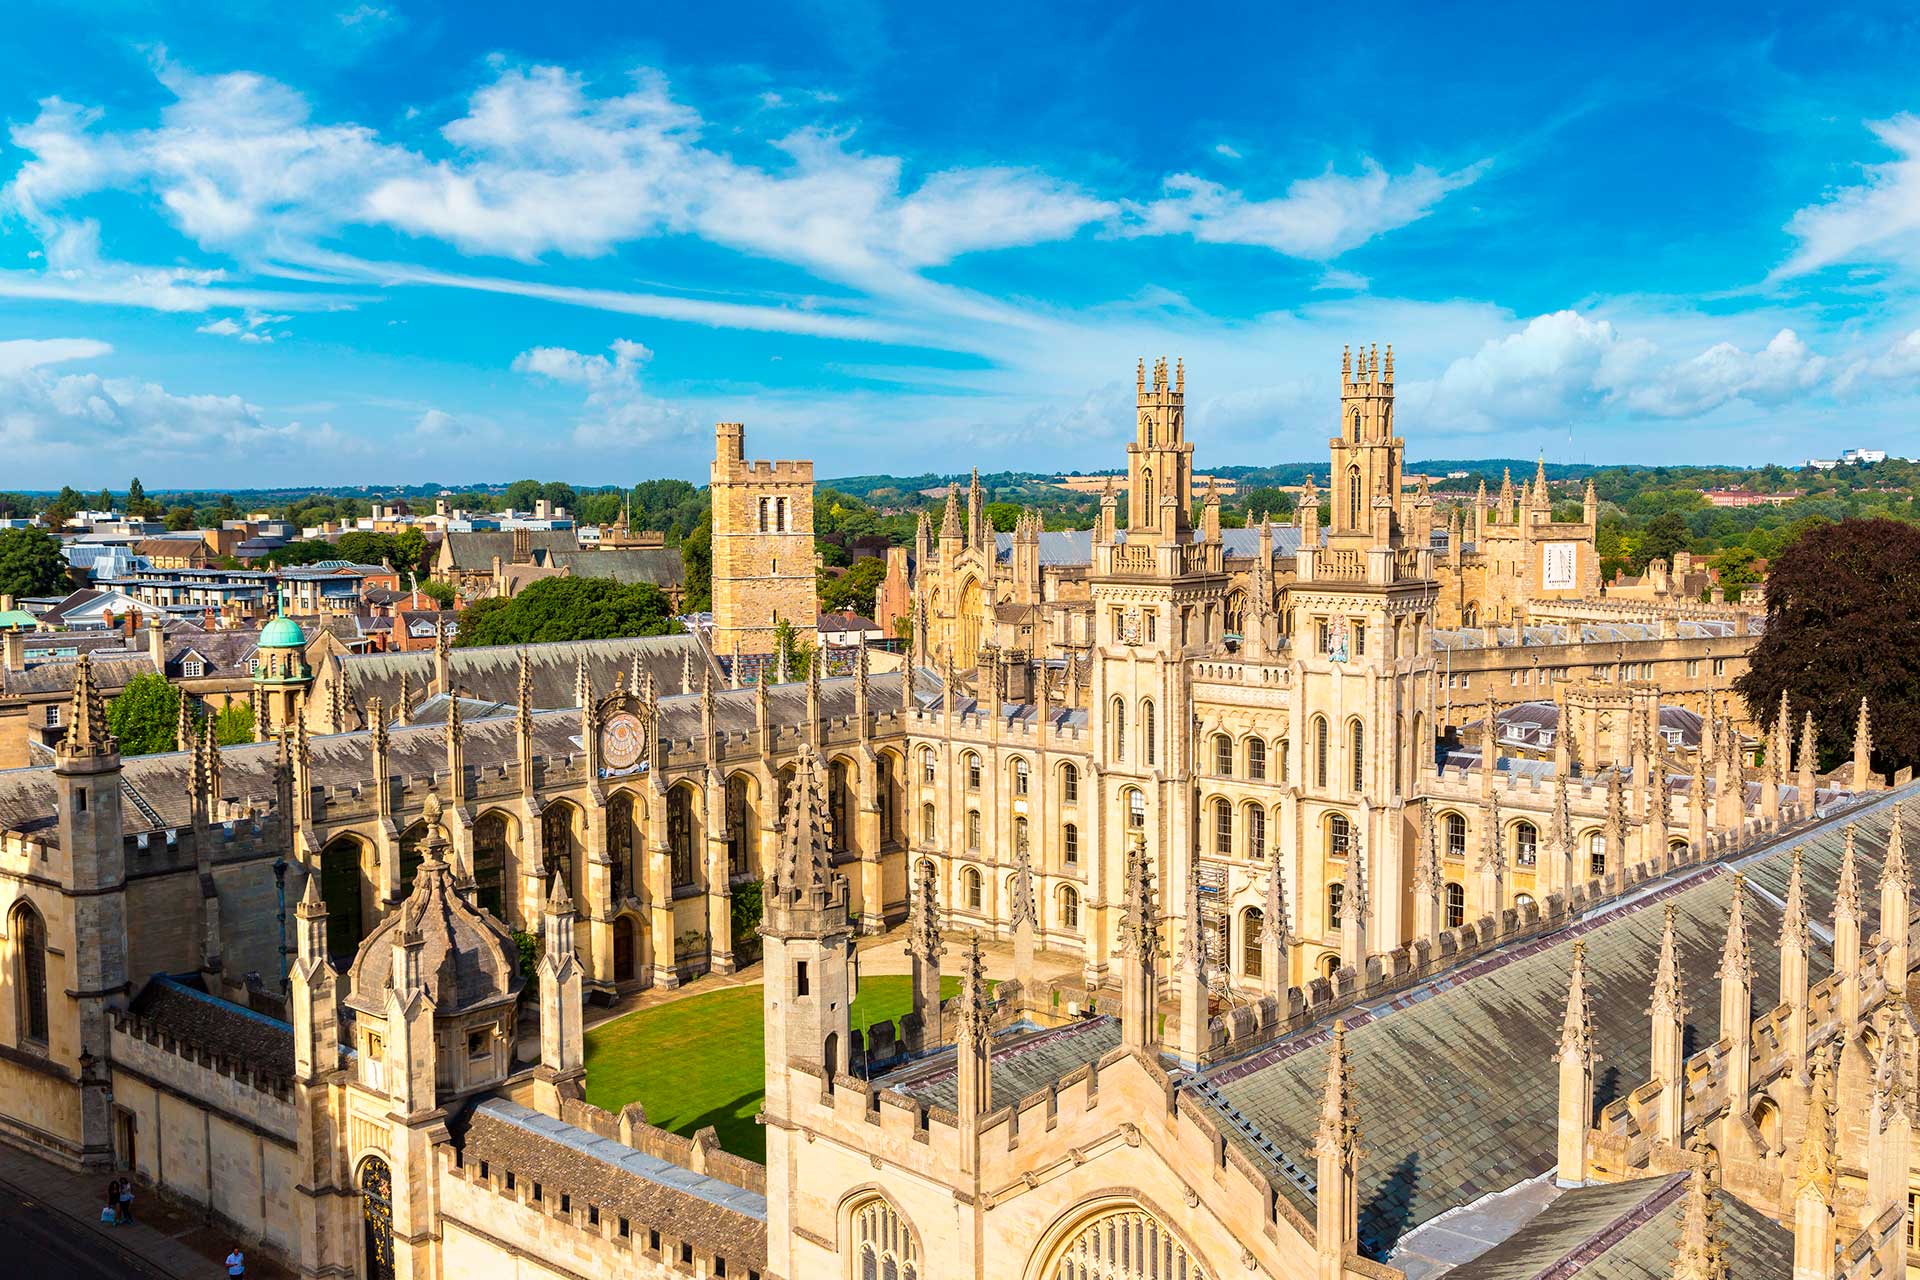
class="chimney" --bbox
[2,627,25,672]
[147,617,166,668]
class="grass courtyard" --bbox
[583,973,959,1163]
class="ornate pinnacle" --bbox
[1009,837,1037,930]
[1181,857,1207,973]
[957,932,991,1037]
[1118,835,1161,961]
[1836,826,1863,922]
[516,650,534,722]
[1315,1020,1362,1160]
[905,858,943,963]
[940,484,961,539]
[1558,940,1595,1066]
[1650,903,1686,1021]
[1779,847,1809,952]
[60,652,115,758]
[1797,1049,1837,1195]
[1670,1151,1728,1280]
[1262,855,1291,948]
[773,748,835,900]
[1412,804,1439,895]
[1884,803,1909,893]
[1719,874,1751,984]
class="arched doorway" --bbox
[613,915,638,983]
[319,838,365,964]
[360,1156,394,1280]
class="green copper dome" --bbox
[260,613,307,648]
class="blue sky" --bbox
[5,1,1920,488]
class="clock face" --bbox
[601,711,645,771]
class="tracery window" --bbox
[667,786,695,889]
[1046,1207,1208,1280]
[11,902,48,1046]
[361,1157,395,1280]
[852,1197,919,1280]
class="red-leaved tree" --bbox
[1735,517,1920,776]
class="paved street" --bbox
[0,1171,175,1280]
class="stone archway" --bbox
[1030,1199,1213,1280]
[359,1155,394,1280]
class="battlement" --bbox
[1136,355,1184,399]
[1340,341,1394,391]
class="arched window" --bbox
[1312,716,1329,788]
[472,812,510,918]
[543,803,582,900]
[1445,812,1468,860]
[1214,798,1232,856]
[1349,408,1361,441]
[1328,812,1352,859]
[851,1197,920,1280]
[1348,718,1365,794]
[319,837,365,965]
[606,794,637,902]
[1329,883,1345,930]
[728,774,755,874]
[1127,788,1146,830]
[757,498,769,533]
[964,752,981,791]
[1246,803,1267,860]
[921,802,937,845]
[667,786,696,888]
[963,867,983,911]
[1014,815,1030,856]
[1063,823,1080,865]
[1247,737,1266,781]
[1348,465,1362,528]
[1242,907,1265,978]
[1061,763,1079,805]
[1514,821,1538,868]
[920,746,936,784]
[361,1156,394,1280]
[1142,699,1157,765]
[1142,467,1156,516]
[1515,892,1536,911]
[1215,733,1234,776]
[828,761,853,855]
[10,902,49,1046]
[1059,886,1081,931]
[1588,832,1606,878]
[1110,697,1126,760]
[1045,1207,1206,1280]
[1011,757,1030,796]
[966,810,981,851]
[1445,882,1466,929]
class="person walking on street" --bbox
[225,1244,246,1278]
[104,1180,122,1225]
[117,1178,134,1223]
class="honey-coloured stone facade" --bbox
[708,421,818,657]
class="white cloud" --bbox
[1213,142,1241,160]
[1779,114,1920,279]
[1405,310,1835,431]
[1124,158,1488,259]
[196,307,290,342]
[512,338,697,448]
[0,336,360,469]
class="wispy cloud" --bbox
[1777,113,1920,280]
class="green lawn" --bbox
[583,973,958,1163]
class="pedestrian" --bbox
[225,1244,245,1278]
[99,1199,117,1226]
[104,1179,121,1225]
[117,1178,134,1223]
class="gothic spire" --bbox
[1314,1020,1362,1163]
[1651,903,1686,1022]
[1720,873,1752,986]
[1780,846,1810,953]
[60,652,115,759]
[1118,835,1161,961]
[1798,1049,1837,1195]
[1008,834,1037,930]
[905,856,943,964]
[1262,853,1292,950]
[1559,940,1595,1066]
[1670,1153,1728,1280]
[772,748,835,901]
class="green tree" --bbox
[266,539,340,568]
[164,506,198,532]
[394,527,428,574]
[540,481,577,512]
[820,555,886,618]
[503,479,543,512]
[1735,518,1920,777]
[679,517,712,612]
[212,701,254,747]
[0,527,70,597]
[1633,512,1691,571]
[106,673,181,755]
[772,617,814,678]
[417,579,456,607]
[1237,486,1296,520]
[983,501,1021,533]
[1708,545,1763,594]
[454,577,676,647]
[334,531,399,566]
[125,477,149,518]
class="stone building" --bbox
[0,346,1900,1280]
[709,422,819,660]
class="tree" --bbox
[1238,486,1296,520]
[1734,518,1920,777]
[212,701,255,746]
[820,556,886,618]
[164,506,198,532]
[417,579,456,607]
[454,576,676,647]
[679,517,712,612]
[125,478,148,518]
[983,501,1022,533]
[1708,545,1763,594]
[106,673,181,755]
[1633,512,1691,571]
[394,527,428,574]
[503,479,543,512]
[772,617,814,678]
[0,527,70,598]
[334,531,398,566]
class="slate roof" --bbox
[441,529,577,571]
[1445,1174,1793,1279]
[1467,701,1706,752]
[460,1099,767,1270]
[346,856,522,1016]
[126,973,295,1082]
[1,653,158,696]
[886,1015,1122,1111]
[546,547,684,588]
[1432,619,1747,651]
[334,631,711,720]
[1198,783,1914,1258]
